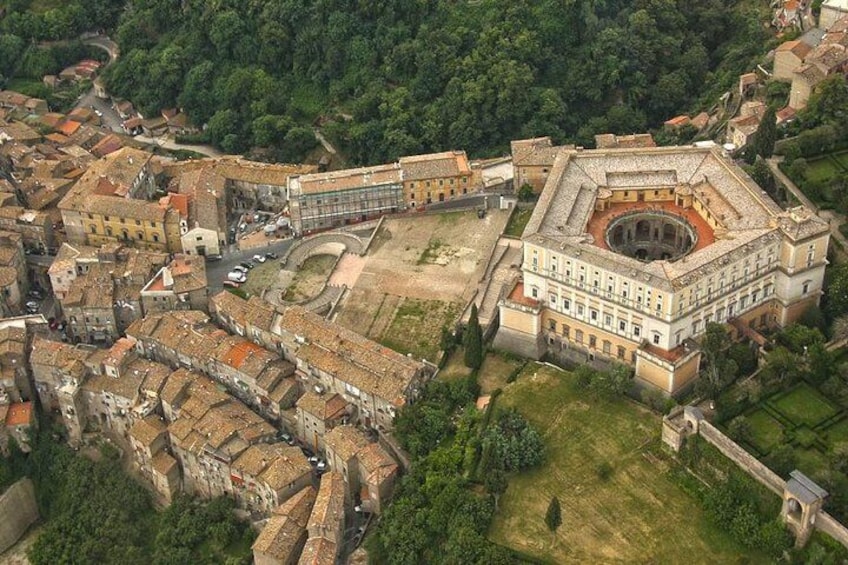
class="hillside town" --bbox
[4,1,848,564]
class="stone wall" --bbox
[699,421,785,495]
[816,512,848,548]
[0,478,38,553]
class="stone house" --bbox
[774,40,814,80]
[0,326,32,403]
[511,136,560,194]
[209,292,431,431]
[252,487,317,565]
[399,150,473,208]
[140,254,208,315]
[0,231,28,317]
[0,401,36,452]
[295,391,350,453]
[230,443,312,514]
[323,425,397,514]
[306,470,345,540]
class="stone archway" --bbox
[781,471,828,547]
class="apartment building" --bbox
[287,163,403,235]
[399,150,472,208]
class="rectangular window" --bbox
[618,320,626,332]
[604,314,612,326]
[562,298,570,311]
[563,326,570,339]
[549,294,557,306]
[575,330,584,344]
[589,335,597,348]
[577,304,584,316]
[602,341,611,354]
[652,333,661,345]
[617,346,625,359]
[548,320,557,331]
[590,309,598,321]
[633,325,641,337]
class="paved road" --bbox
[206,238,295,294]
[73,35,223,158]
[134,134,223,157]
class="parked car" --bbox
[239,262,254,270]
[316,460,327,472]
[232,265,248,274]
[253,254,267,263]
[227,272,247,283]
[206,254,223,262]
[25,300,39,313]
[266,252,278,259]
[27,289,43,299]
[222,280,241,288]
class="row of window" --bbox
[86,214,157,228]
[408,177,468,189]
[89,225,160,242]
[546,295,645,338]
[547,322,635,359]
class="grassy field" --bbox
[489,364,756,564]
[437,349,523,394]
[380,298,460,362]
[281,254,336,302]
[504,207,533,238]
[240,261,281,297]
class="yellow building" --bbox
[59,147,178,252]
[495,145,830,395]
[399,150,472,207]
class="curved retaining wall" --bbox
[0,478,38,553]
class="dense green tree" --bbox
[463,303,483,370]
[699,323,739,396]
[752,106,777,159]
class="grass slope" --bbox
[489,364,757,564]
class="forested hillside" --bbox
[3,0,773,163]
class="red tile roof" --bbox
[5,401,33,427]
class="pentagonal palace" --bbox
[495,144,830,394]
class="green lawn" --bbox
[489,364,757,564]
[806,157,842,185]
[770,383,838,428]
[825,417,848,443]
[746,409,785,454]
[504,207,533,237]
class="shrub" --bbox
[595,462,614,481]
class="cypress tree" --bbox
[545,496,562,543]
[753,106,777,159]
[463,303,483,369]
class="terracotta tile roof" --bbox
[57,120,81,136]
[291,162,402,195]
[274,485,317,522]
[296,392,348,421]
[253,514,309,561]
[152,451,178,475]
[307,471,345,534]
[399,150,470,181]
[324,425,369,462]
[664,115,691,127]
[0,121,41,142]
[4,401,33,427]
[357,442,397,485]
[274,305,424,407]
[129,415,167,447]
[777,39,813,59]
[297,537,337,565]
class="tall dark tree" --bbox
[485,468,508,510]
[463,303,483,370]
[545,496,562,543]
[752,106,777,159]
